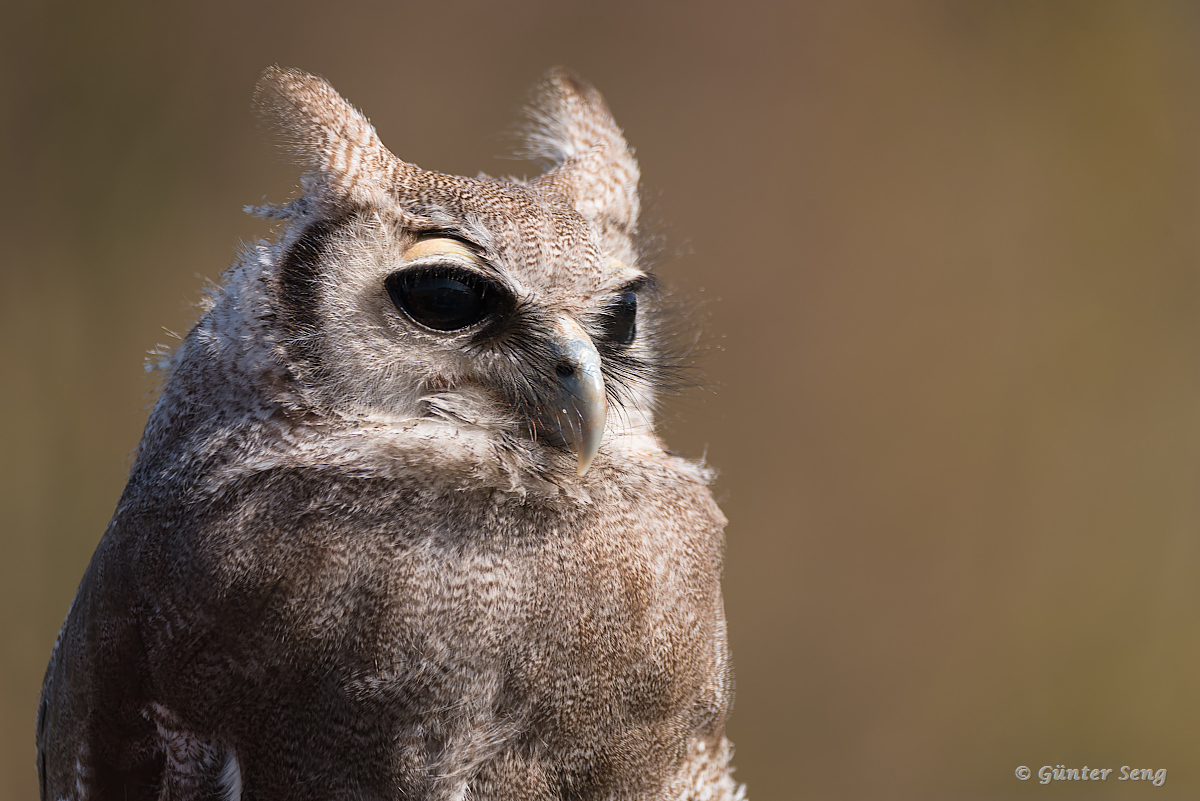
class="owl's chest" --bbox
[144,466,726,754]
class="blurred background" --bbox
[3,0,1199,798]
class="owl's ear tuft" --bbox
[526,68,640,234]
[254,66,402,205]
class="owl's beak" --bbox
[543,317,607,476]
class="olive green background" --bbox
[3,1,1199,798]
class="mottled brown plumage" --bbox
[37,66,744,801]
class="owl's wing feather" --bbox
[38,536,164,801]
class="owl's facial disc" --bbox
[387,236,607,475]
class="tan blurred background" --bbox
[3,0,1200,798]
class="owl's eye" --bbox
[385,267,500,332]
[600,288,638,345]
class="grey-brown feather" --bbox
[38,66,744,801]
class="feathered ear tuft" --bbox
[526,68,640,235]
[254,66,404,206]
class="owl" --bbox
[37,66,744,801]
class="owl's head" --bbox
[196,67,677,477]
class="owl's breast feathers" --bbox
[42,423,735,799]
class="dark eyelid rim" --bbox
[410,229,512,283]
[395,259,501,288]
[588,275,647,348]
[386,265,516,338]
[389,264,513,315]
[417,229,482,253]
[622,274,656,295]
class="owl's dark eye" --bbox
[385,267,500,332]
[601,288,638,345]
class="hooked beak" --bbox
[539,317,607,476]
